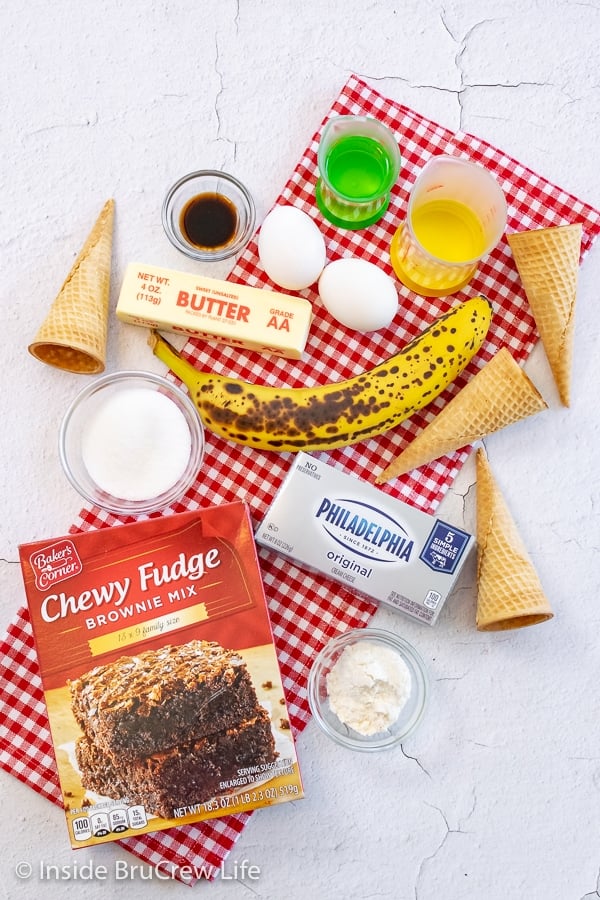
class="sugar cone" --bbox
[475,448,553,630]
[507,223,582,406]
[376,348,547,483]
[28,199,115,374]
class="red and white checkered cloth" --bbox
[2,75,600,882]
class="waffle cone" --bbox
[28,199,115,373]
[475,448,553,630]
[507,223,582,406]
[376,348,547,483]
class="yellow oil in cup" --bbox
[412,199,487,262]
[390,155,507,297]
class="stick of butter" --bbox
[116,263,313,359]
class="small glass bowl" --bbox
[162,169,256,261]
[59,371,205,516]
[307,628,429,751]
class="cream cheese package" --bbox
[255,453,474,625]
[116,262,313,359]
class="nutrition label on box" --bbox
[71,804,148,842]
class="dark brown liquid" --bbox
[180,192,239,250]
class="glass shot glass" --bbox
[315,115,401,230]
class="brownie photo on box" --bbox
[68,639,278,818]
[75,708,276,819]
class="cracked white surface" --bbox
[2,1,600,898]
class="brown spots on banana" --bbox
[149,295,493,453]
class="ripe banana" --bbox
[149,295,492,452]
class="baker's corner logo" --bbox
[30,539,83,591]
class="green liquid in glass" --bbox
[324,135,393,199]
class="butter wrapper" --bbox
[255,453,474,626]
[116,262,313,359]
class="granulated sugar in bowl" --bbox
[59,370,205,515]
[308,628,429,751]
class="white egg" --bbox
[258,205,326,291]
[318,258,399,332]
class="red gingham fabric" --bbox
[2,75,600,883]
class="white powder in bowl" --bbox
[326,640,412,736]
[81,388,192,501]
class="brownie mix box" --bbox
[18,502,303,849]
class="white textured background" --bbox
[2,2,600,898]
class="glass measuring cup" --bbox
[390,155,507,296]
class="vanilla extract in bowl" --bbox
[180,192,239,250]
[162,170,256,261]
